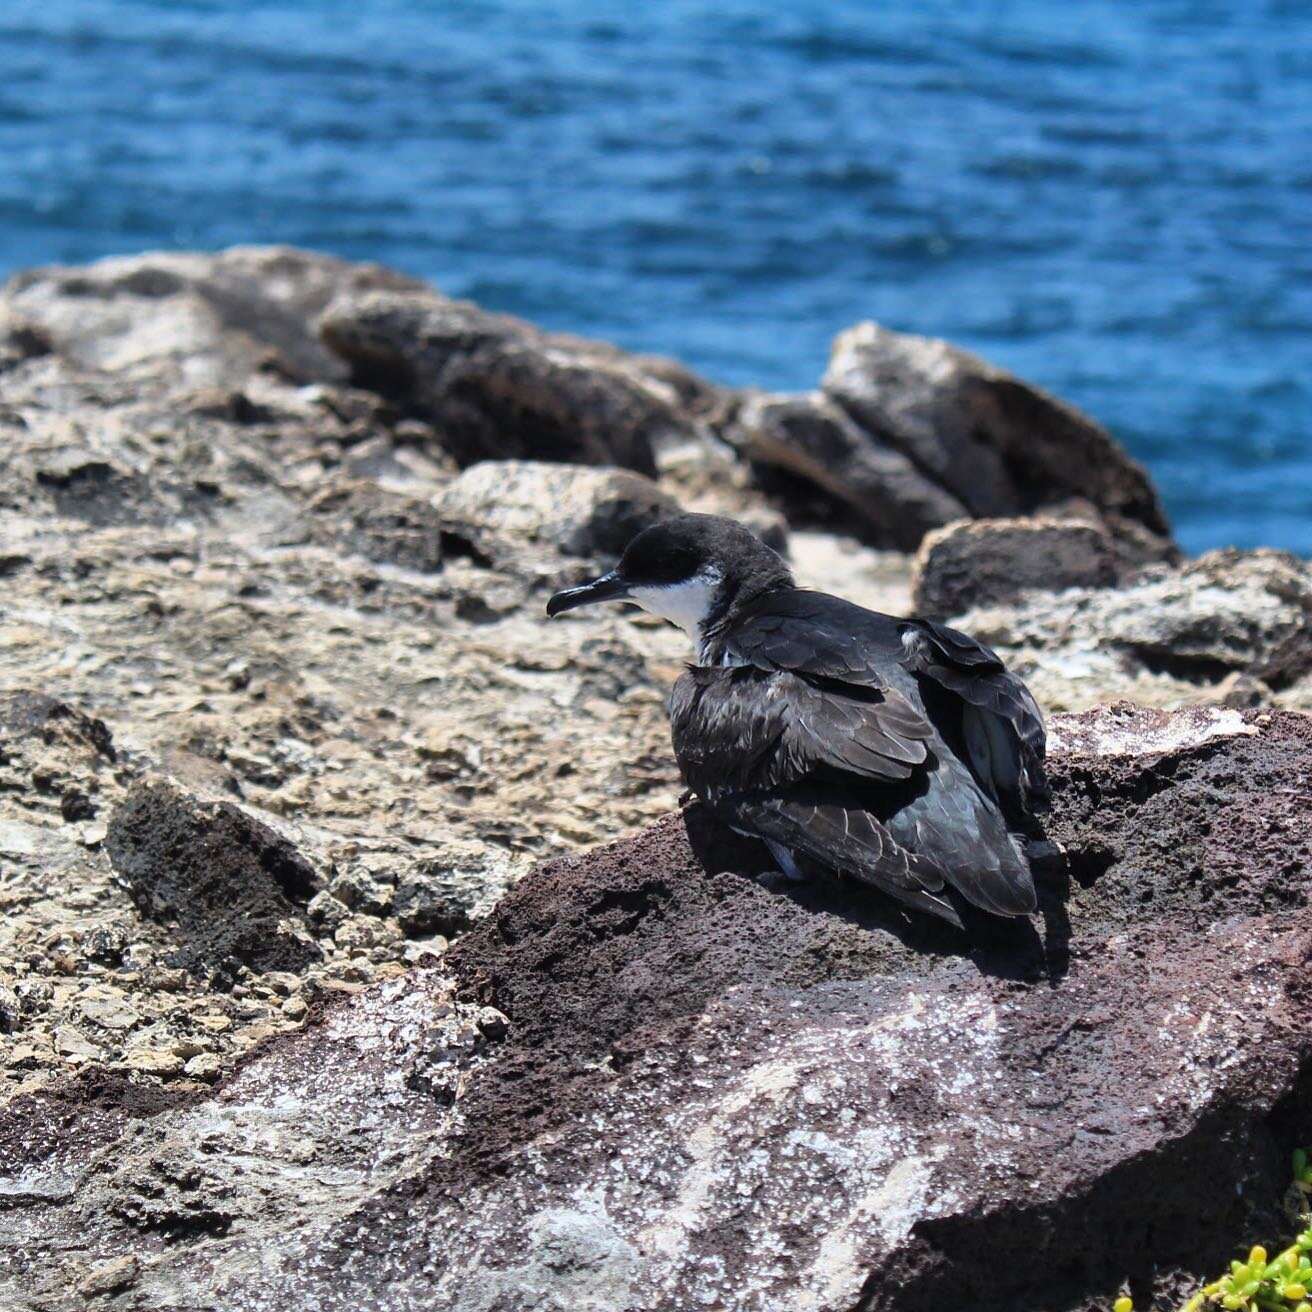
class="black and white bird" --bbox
[547,514,1048,926]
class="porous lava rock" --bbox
[4,707,1309,1312]
[105,779,322,985]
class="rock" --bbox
[123,1047,185,1077]
[911,516,1120,618]
[183,1053,223,1081]
[306,479,445,572]
[327,868,393,917]
[822,321,1175,559]
[0,982,19,1034]
[3,708,1310,1312]
[4,246,424,388]
[0,691,116,761]
[0,306,53,371]
[306,891,351,933]
[54,1027,101,1061]
[78,1254,139,1298]
[319,290,726,474]
[1216,671,1274,708]
[729,391,969,549]
[437,460,678,568]
[392,848,514,939]
[76,987,138,1032]
[962,548,1312,691]
[105,780,322,984]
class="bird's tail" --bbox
[885,757,1037,917]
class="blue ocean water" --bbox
[2,1,1309,554]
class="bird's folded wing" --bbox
[898,617,1049,815]
[720,604,884,684]
[708,788,961,926]
[669,665,933,793]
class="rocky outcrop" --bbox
[319,289,728,476]
[3,245,423,388]
[959,548,1312,710]
[1,245,1309,1311]
[2,707,1309,1312]
[3,246,1175,563]
[911,516,1121,617]
[821,321,1175,560]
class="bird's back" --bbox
[678,587,1043,923]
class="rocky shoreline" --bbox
[1,247,1309,1311]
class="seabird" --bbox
[547,514,1048,926]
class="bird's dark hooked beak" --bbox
[546,570,632,617]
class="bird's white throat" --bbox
[628,567,724,649]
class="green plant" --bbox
[1111,1150,1312,1312]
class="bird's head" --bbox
[546,513,793,648]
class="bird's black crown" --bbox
[617,514,792,590]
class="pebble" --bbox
[183,1053,223,1081]
[125,1047,185,1076]
[281,995,308,1020]
[307,890,350,930]
[55,1026,101,1059]
[77,989,139,1031]
[79,823,108,848]
[261,971,303,996]
[78,1254,140,1297]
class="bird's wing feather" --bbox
[705,787,962,927]
[669,665,933,793]
[719,597,888,685]
[898,617,1049,819]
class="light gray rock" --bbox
[437,460,678,567]
[961,547,1312,689]
[3,246,423,388]
[911,516,1120,618]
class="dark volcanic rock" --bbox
[105,779,322,984]
[911,516,1120,618]
[822,321,1175,561]
[0,691,116,762]
[5,707,1310,1312]
[319,289,726,475]
[729,391,969,549]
